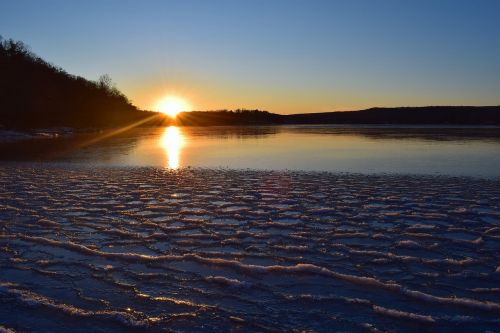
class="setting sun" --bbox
[155,96,190,118]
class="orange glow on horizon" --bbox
[155,96,191,118]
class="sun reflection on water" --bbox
[159,126,184,169]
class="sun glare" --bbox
[159,126,185,169]
[155,96,190,118]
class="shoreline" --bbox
[1,162,500,181]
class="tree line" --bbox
[0,37,153,129]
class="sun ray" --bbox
[155,96,190,118]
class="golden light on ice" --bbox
[155,96,190,118]
[159,126,185,169]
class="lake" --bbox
[2,126,500,332]
[2,125,500,177]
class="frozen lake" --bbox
[1,126,499,332]
[0,166,499,332]
[1,125,500,177]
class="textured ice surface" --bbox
[0,165,499,332]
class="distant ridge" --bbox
[282,106,500,125]
[176,106,500,126]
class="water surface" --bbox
[1,125,500,177]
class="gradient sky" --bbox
[1,0,499,114]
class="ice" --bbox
[372,305,436,323]
[204,276,250,288]
[0,282,151,329]
[0,326,16,333]
[0,164,499,332]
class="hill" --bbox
[0,37,155,129]
[175,106,500,126]
[177,106,500,126]
[282,106,500,125]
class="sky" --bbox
[1,0,499,114]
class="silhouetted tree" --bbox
[0,37,152,129]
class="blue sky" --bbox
[1,0,499,113]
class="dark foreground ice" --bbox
[0,165,499,332]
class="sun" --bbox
[155,96,190,118]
